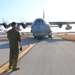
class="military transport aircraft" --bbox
[0,13,75,40]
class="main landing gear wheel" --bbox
[48,35,53,39]
[34,36,37,38]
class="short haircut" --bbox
[11,22,16,27]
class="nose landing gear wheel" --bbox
[37,36,42,40]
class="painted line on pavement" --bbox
[0,40,39,75]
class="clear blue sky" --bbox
[0,0,75,23]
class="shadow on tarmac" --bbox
[0,43,9,49]
[0,37,37,50]
[0,39,8,42]
[3,70,15,75]
[39,37,69,43]
[0,36,66,49]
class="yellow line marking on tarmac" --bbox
[0,40,39,75]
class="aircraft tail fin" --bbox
[43,11,45,19]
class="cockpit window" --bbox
[33,18,49,25]
[37,19,43,22]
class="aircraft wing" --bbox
[49,22,75,27]
[49,22,75,25]
[0,22,32,28]
[0,21,75,30]
[0,23,9,28]
[49,22,75,30]
[0,22,32,30]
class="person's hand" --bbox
[20,47,22,51]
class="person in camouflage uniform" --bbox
[7,22,22,71]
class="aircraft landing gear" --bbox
[34,35,43,40]
[37,36,42,40]
[48,35,53,39]
[34,36,36,38]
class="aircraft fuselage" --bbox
[31,18,52,39]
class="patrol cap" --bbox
[11,22,16,26]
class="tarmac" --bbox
[0,33,75,75]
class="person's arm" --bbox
[19,42,22,47]
[19,42,22,51]
[17,32,22,51]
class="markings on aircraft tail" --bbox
[0,40,39,75]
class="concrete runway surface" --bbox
[0,34,75,75]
